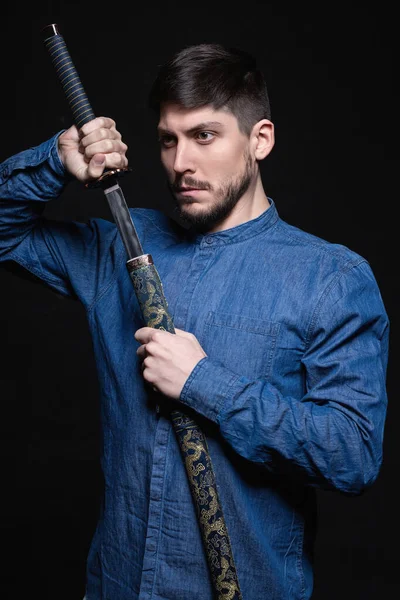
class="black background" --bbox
[1,1,398,598]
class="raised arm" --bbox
[0,118,129,303]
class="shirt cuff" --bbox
[180,357,241,423]
[49,130,69,178]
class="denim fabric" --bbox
[0,134,389,599]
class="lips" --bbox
[176,188,206,197]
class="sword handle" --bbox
[42,23,131,189]
[42,24,95,129]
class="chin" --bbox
[178,201,207,213]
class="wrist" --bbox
[52,131,72,179]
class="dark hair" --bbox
[148,43,271,135]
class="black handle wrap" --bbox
[43,24,95,128]
[127,255,243,600]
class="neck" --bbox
[208,176,270,233]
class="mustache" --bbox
[170,176,212,192]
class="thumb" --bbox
[87,153,106,179]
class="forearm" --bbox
[180,356,386,494]
[0,132,67,258]
[180,258,389,494]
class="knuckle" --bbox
[143,370,154,383]
[80,123,89,136]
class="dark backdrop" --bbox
[1,1,398,599]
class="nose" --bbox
[172,142,195,175]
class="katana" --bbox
[41,24,242,600]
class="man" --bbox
[0,43,389,599]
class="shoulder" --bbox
[272,216,387,313]
[274,218,370,284]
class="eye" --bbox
[196,131,214,143]
[159,135,176,148]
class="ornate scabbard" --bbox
[127,255,242,600]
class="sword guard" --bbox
[85,166,133,189]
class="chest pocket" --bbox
[202,311,280,380]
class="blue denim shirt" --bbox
[0,134,389,599]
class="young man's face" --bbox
[158,103,256,232]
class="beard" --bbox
[169,152,254,233]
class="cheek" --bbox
[160,153,174,180]
[208,146,245,180]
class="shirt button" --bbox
[204,236,213,245]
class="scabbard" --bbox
[127,256,242,599]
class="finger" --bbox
[80,127,116,149]
[103,152,128,170]
[142,361,156,383]
[134,327,155,344]
[136,344,147,359]
[80,126,122,149]
[86,154,106,180]
[84,139,128,160]
[86,152,128,178]
[80,116,116,137]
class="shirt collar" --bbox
[186,198,279,246]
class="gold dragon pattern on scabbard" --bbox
[172,415,243,600]
[128,262,175,332]
[128,258,243,600]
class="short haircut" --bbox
[148,43,272,135]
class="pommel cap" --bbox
[41,23,60,41]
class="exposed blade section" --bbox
[104,183,144,259]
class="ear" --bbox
[251,119,275,160]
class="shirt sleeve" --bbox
[180,260,389,495]
[0,133,123,307]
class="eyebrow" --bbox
[157,121,224,136]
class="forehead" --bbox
[158,103,240,133]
